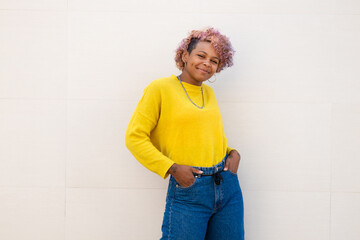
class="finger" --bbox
[224,157,231,171]
[192,168,203,174]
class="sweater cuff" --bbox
[160,160,175,179]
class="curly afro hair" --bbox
[175,27,235,73]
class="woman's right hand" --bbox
[167,163,203,187]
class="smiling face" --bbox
[181,41,219,86]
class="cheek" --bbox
[212,65,218,72]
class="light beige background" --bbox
[1,0,360,239]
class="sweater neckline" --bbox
[171,75,202,92]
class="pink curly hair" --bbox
[175,27,235,73]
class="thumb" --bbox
[224,158,230,171]
[192,168,203,174]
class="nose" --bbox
[203,59,210,66]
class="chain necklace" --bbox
[177,76,205,109]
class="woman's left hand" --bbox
[224,150,241,174]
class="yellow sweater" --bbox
[125,75,233,179]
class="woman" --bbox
[125,27,244,240]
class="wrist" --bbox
[229,149,240,158]
[167,163,178,175]
[229,149,237,155]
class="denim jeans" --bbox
[161,156,245,240]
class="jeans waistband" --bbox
[192,154,228,176]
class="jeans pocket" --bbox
[174,176,198,190]
[225,169,238,176]
[173,176,204,202]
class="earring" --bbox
[208,74,217,83]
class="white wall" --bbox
[0,0,359,239]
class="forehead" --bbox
[192,41,219,58]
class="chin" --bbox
[197,73,211,81]
[197,77,209,83]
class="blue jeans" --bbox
[161,156,245,240]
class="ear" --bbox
[182,51,189,64]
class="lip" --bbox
[196,67,210,74]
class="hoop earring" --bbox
[208,74,217,83]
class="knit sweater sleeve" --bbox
[125,82,174,179]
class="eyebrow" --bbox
[198,51,219,60]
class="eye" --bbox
[211,60,218,64]
[197,54,205,58]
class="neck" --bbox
[179,72,202,86]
